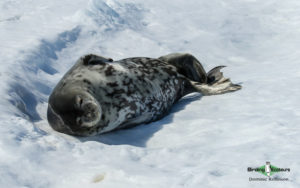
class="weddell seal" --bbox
[47,53,241,136]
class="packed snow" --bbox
[1,0,300,187]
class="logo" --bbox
[247,162,290,181]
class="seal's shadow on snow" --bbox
[79,93,202,147]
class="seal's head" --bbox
[47,90,101,136]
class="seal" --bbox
[47,53,241,136]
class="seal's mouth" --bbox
[74,95,102,128]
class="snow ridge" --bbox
[7,0,145,122]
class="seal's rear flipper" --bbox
[190,66,242,96]
[191,80,241,96]
[207,66,226,85]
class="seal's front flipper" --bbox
[118,112,153,130]
[82,54,113,66]
[190,66,241,96]
[159,53,207,83]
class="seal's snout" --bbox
[74,95,101,128]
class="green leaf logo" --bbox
[257,164,281,177]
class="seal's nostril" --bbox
[82,101,96,111]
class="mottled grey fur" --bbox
[47,53,241,136]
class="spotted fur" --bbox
[47,53,241,136]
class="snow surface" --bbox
[1,0,300,187]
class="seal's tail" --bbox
[191,66,242,96]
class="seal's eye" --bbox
[75,95,83,109]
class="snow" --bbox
[1,0,300,187]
